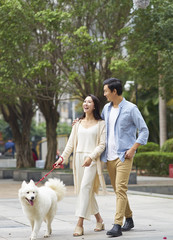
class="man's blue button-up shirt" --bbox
[101,98,149,162]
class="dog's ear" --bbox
[22,181,27,187]
[29,179,35,186]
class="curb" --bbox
[0,168,137,185]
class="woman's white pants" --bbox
[75,153,99,220]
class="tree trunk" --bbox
[15,136,34,168]
[45,117,57,169]
[1,101,35,168]
[158,77,167,147]
[38,100,59,169]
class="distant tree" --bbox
[54,0,133,108]
[0,0,35,167]
[0,0,67,168]
[0,0,134,168]
[126,0,173,145]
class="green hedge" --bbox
[161,138,173,152]
[134,152,173,176]
[137,142,160,153]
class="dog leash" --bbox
[35,157,64,185]
[35,164,56,185]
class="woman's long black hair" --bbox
[80,94,102,120]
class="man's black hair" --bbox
[103,78,123,95]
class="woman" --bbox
[54,94,106,237]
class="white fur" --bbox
[18,178,66,240]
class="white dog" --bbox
[18,178,66,240]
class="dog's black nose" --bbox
[31,196,34,200]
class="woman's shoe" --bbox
[94,222,105,232]
[73,226,84,237]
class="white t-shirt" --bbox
[107,106,119,161]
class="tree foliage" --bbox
[0,0,64,168]
[0,0,173,168]
[0,0,35,167]
[54,0,133,106]
[126,0,173,89]
[0,0,134,168]
[125,0,173,142]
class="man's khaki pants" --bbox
[107,158,133,226]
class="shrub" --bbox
[56,122,72,135]
[161,138,173,152]
[134,152,173,176]
[137,142,160,153]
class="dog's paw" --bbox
[44,229,52,238]
[30,234,37,240]
[44,234,50,238]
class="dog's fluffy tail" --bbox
[45,178,66,201]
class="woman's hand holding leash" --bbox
[54,156,64,169]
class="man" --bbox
[4,138,15,158]
[101,78,149,237]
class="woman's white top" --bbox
[76,123,98,153]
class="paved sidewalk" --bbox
[0,179,173,240]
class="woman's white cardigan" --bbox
[61,120,106,194]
